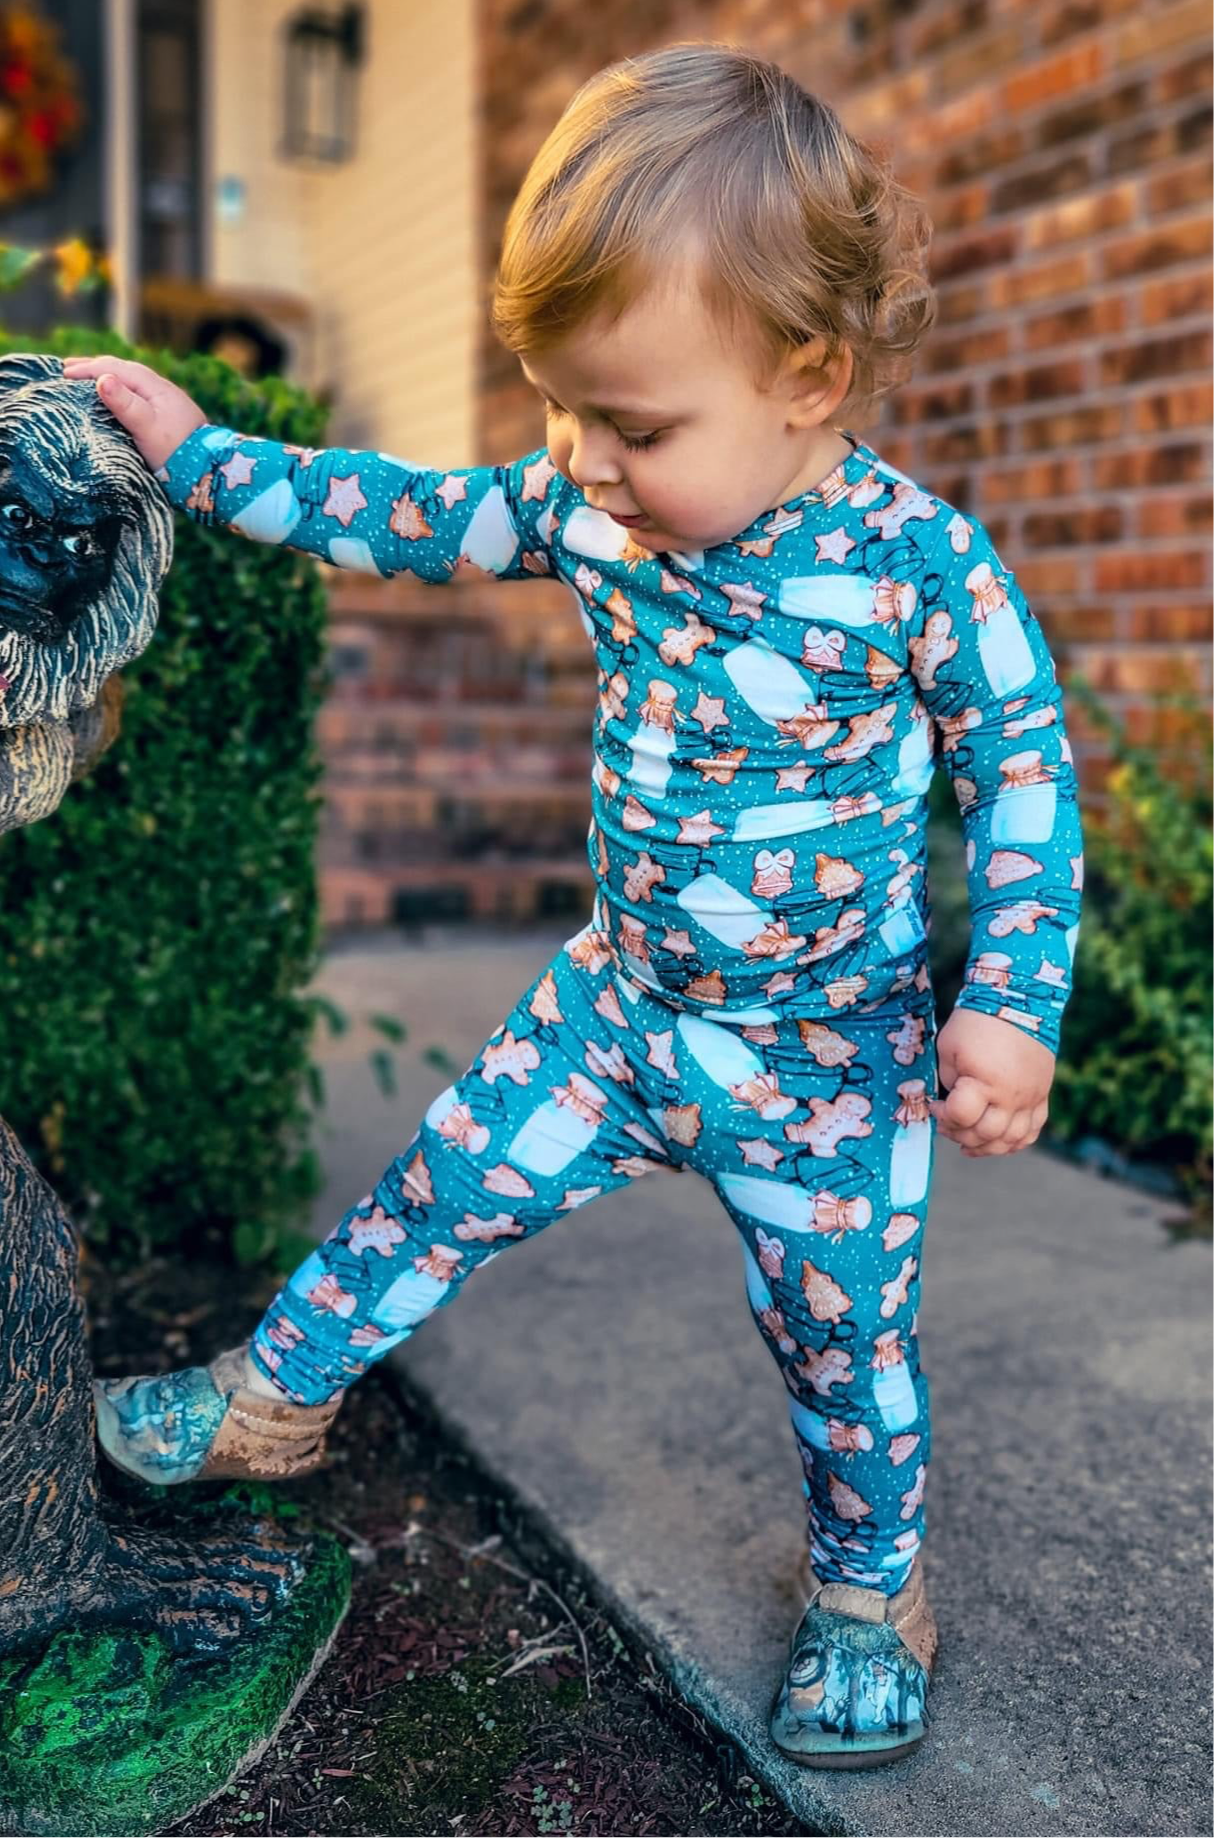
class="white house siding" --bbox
[205,0,477,463]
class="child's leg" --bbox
[675,995,939,1757]
[683,999,939,1594]
[97,927,685,1480]
[249,937,688,1404]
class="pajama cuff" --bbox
[951,977,1065,1058]
[156,422,237,509]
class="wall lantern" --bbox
[282,5,366,164]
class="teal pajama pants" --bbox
[250,919,939,1598]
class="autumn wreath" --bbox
[0,3,83,212]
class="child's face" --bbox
[519,267,850,555]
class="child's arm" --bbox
[61,355,559,583]
[907,514,1084,1153]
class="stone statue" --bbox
[0,355,348,1835]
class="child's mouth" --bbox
[610,512,648,527]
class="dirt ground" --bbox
[85,1247,814,1838]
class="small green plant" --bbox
[531,1783,575,1833]
[738,1773,769,1814]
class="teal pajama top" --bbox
[159,425,1084,1055]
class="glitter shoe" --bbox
[95,1343,342,1486]
[769,1552,938,1768]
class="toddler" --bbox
[68,41,1083,1770]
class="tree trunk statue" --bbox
[0,355,349,1837]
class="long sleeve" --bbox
[155,423,562,584]
[908,513,1085,1057]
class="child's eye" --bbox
[541,398,661,453]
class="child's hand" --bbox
[930,1008,1054,1157]
[61,355,207,473]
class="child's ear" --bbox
[784,336,853,425]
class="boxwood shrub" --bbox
[926,673,1211,1219]
[1046,677,1212,1216]
[0,325,334,1266]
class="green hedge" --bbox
[926,677,1212,1214]
[922,766,971,1019]
[0,326,334,1266]
[1046,678,1212,1211]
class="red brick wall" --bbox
[319,571,596,929]
[475,0,1213,794]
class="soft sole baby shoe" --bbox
[769,1551,938,1769]
[95,1343,342,1487]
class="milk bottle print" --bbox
[676,1012,768,1088]
[871,1329,918,1432]
[627,722,677,794]
[890,1083,932,1209]
[740,1236,774,1317]
[892,714,935,800]
[722,633,819,723]
[968,561,1036,698]
[718,1169,815,1234]
[677,871,772,949]
[989,749,1057,845]
[371,1266,452,1341]
[877,900,925,959]
[507,1098,599,1176]
[787,1394,832,1452]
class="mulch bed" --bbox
[85,1246,814,1837]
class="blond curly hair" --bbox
[490,42,936,427]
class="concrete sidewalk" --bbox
[307,930,1212,1838]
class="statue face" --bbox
[0,353,174,833]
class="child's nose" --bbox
[565,426,623,491]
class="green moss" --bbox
[355,1655,588,1825]
[0,1535,351,1836]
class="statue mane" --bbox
[0,353,174,729]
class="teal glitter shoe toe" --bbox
[95,1344,341,1486]
[769,1557,938,1769]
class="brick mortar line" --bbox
[888,393,1212,424]
[884,374,1212,415]
[916,108,1211,209]
[883,0,1208,70]
[927,158,1210,242]
[935,318,1207,355]
[932,260,1213,327]
[928,194,1210,264]
[960,501,1210,525]
[919,480,1211,503]
[1064,637,1210,652]
[1011,587,1213,602]
[984,487,1213,505]
[1004,547,1210,563]
[899,444,1212,474]
[849,25,1210,142]
[991,492,1212,514]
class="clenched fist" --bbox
[930,1007,1055,1157]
